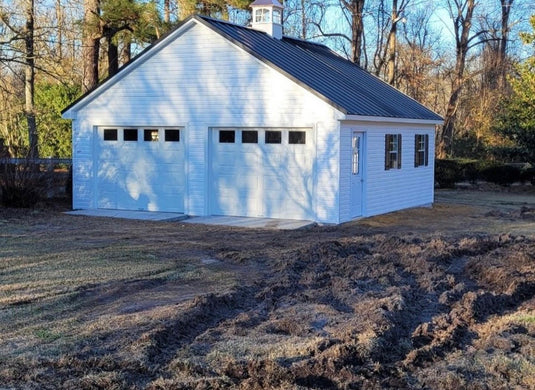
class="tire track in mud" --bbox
[131,234,535,389]
[402,235,535,368]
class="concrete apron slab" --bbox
[65,210,314,230]
[182,216,315,230]
[66,209,187,222]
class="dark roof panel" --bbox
[198,16,442,121]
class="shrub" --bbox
[435,159,464,188]
[480,165,522,187]
[520,167,535,185]
[0,159,47,208]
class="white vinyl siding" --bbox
[69,20,343,222]
[339,122,435,222]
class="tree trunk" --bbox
[349,0,365,65]
[24,0,38,159]
[437,0,475,158]
[386,0,398,85]
[82,0,101,93]
[121,36,131,65]
[498,0,513,89]
[55,0,63,59]
[164,0,170,23]
[107,34,119,76]
[301,0,307,39]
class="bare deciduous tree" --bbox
[438,0,482,158]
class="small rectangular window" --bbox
[289,131,306,144]
[219,130,235,143]
[385,134,402,170]
[144,129,159,142]
[103,129,117,141]
[414,134,429,167]
[265,131,281,144]
[352,133,360,175]
[242,131,258,144]
[165,129,180,142]
[123,129,138,141]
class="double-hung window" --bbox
[414,134,429,167]
[385,134,402,170]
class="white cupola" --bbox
[250,0,284,39]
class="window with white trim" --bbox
[272,9,282,24]
[385,134,402,170]
[255,8,270,22]
[414,134,429,167]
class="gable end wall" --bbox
[70,21,344,223]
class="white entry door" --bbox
[350,131,364,218]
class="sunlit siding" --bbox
[71,119,94,209]
[70,20,344,222]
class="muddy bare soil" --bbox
[1,190,535,389]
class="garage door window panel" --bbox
[144,129,159,142]
[165,129,180,142]
[219,130,235,143]
[242,131,258,144]
[124,129,138,141]
[103,129,118,141]
[265,131,282,144]
[289,131,306,144]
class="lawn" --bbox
[0,190,534,389]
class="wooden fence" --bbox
[2,158,72,166]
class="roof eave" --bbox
[342,114,443,126]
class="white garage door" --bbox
[96,127,185,212]
[210,128,314,220]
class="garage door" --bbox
[210,128,314,220]
[96,127,185,212]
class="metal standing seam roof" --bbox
[197,16,443,121]
[63,14,443,122]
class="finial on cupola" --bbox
[250,0,284,39]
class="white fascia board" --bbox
[342,115,443,126]
[63,110,76,120]
[61,20,198,119]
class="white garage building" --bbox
[62,0,443,224]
